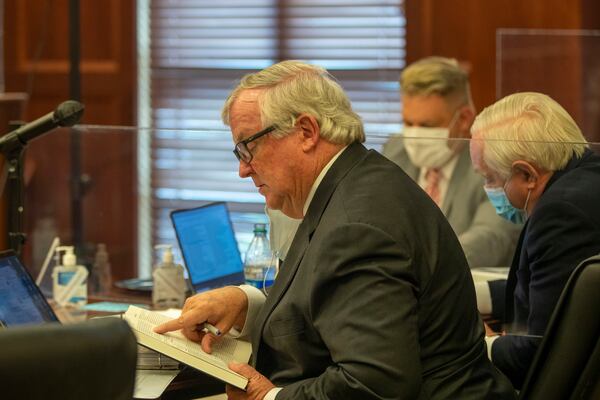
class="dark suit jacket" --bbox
[252,143,515,399]
[489,149,600,389]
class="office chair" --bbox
[518,254,600,400]
[570,336,600,399]
[0,317,137,400]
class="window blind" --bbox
[139,0,405,275]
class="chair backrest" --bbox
[0,317,137,400]
[570,335,600,399]
[519,254,600,400]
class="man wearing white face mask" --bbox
[383,56,520,268]
[470,92,600,389]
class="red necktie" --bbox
[425,168,442,206]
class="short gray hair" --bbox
[471,92,587,178]
[222,60,365,145]
[401,56,473,107]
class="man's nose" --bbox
[239,160,253,178]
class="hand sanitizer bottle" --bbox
[152,244,187,309]
[52,246,88,307]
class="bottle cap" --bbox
[56,246,76,267]
[154,244,174,264]
[95,243,109,262]
[253,223,267,233]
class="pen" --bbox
[202,322,221,336]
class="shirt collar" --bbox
[302,146,348,216]
[417,152,460,182]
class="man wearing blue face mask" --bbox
[470,91,600,389]
[383,56,521,268]
[484,180,531,224]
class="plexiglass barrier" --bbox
[497,29,600,142]
[10,125,600,297]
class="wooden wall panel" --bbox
[3,0,136,280]
[404,0,600,141]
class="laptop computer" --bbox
[170,202,245,293]
[0,250,179,398]
[0,250,59,328]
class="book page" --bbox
[124,306,250,368]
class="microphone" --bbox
[0,100,85,153]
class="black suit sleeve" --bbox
[488,279,507,321]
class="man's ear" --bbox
[511,160,540,189]
[457,106,476,137]
[296,114,320,152]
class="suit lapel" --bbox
[251,218,310,365]
[251,143,369,365]
[402,150,420,181]
[441,149,469,215]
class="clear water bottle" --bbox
[244,223,275,290]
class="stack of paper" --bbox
[137,345,180,370]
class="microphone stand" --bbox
[3,122,27,255]
[0,101,84,257]
[69,0,84,256]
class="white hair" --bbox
[222,60,365,145]
[471,92,587,178]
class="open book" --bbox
[124,306,251,389]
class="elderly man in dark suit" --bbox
[156,60,515,400]
[470,91,600,389]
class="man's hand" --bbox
[153,286,248,353]
[226,362,276,400]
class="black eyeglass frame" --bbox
[233,125,276,162]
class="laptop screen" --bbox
[0,251,59,327]
[170,202,245,292]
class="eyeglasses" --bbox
[233,125,276,163]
